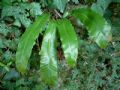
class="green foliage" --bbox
[91,0,112,15]
[15,7,111,85]
[53,0,68,13]
[57,19,78,67]
[40,0,80,13]
[16,14,49,74]
[1,0,12,6]
[72,0,79,4]
[60,40,120,90]
[40,21,58,85]
[72,8,112,48]
[0,0,120,89]
[91,0,120,15]
[2,2,42,27]
[0,22,20,65]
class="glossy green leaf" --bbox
[57,19,78,67]
[71,8,112,48]
[16,14,50,74]
[40,21,58,85]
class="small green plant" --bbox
[16,7,112,85]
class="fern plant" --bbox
[16,8,112,85]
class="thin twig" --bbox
[54,9,62,18]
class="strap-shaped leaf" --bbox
[71,8,112,48]
[40,21,58,85]
[16,14,50,74]
[56,19,78,67]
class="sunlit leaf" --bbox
[57,19,78,67]
[40,21,58,85]
[16,14,50,74]
[72,8,112,48]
